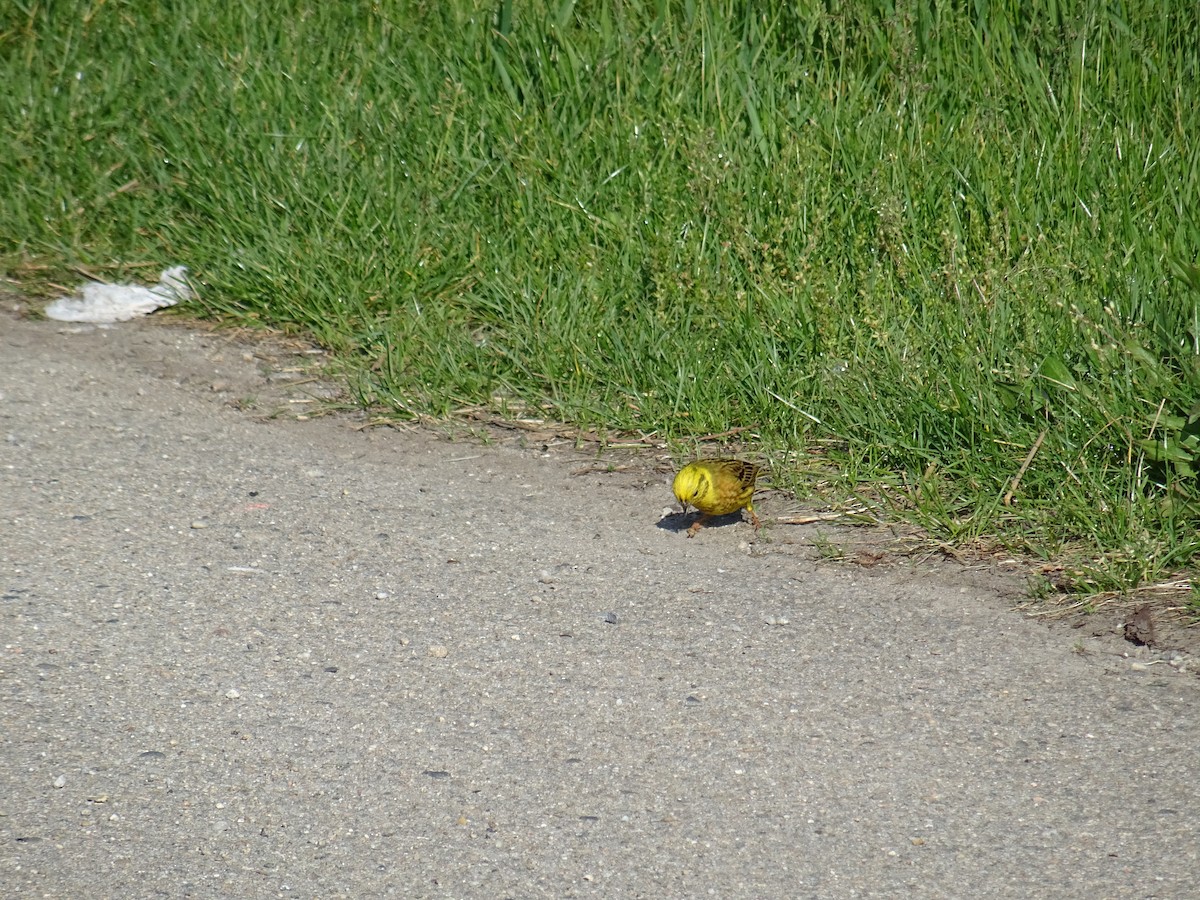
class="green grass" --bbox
[4,1,1200,594]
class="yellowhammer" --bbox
[672,458,762,537]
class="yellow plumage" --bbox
[672,458,762,537]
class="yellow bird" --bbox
[672,458,762,537]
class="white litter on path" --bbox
[44,266,194,323]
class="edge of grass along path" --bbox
[3,2,1200,605]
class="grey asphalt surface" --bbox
[2,314,1198,899]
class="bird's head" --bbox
[672,464,705,513]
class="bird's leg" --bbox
[746,505,761,531]
[686,514,710,537]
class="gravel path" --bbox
[3,314,1198,898]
